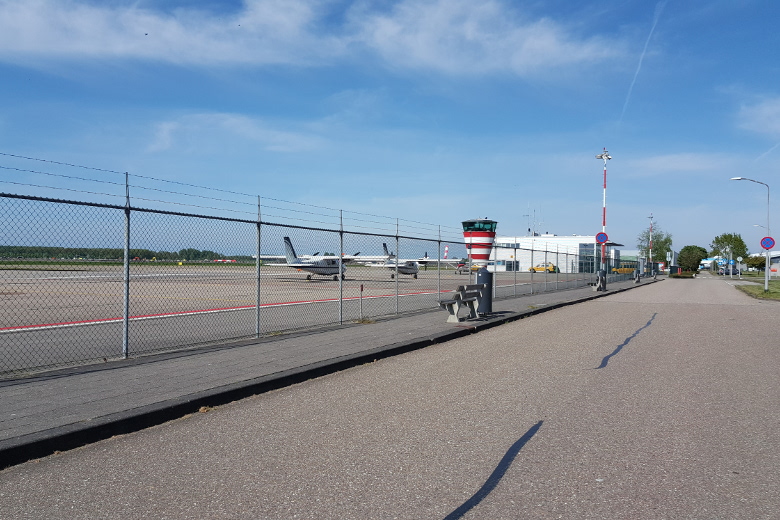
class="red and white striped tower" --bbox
[595,148,612,270]
[462,218,498,267]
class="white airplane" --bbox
[416,245,464,268]
[283,237,346,281]
[369,243,420,279]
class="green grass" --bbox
[735,279,780,300]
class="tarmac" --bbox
[0,277,652,470]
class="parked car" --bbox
[529,262,558,273]
[455,263,480,274]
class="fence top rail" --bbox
[0,192,446,243]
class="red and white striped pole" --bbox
[595,148,612,271]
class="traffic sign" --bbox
[737,256,743,262]
[595,232,608,244]
[761,236,775,250]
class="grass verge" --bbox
[735,279,780,300]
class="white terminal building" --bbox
[485,233,623,273]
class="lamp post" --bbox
[595,148,612,272]
[730,177,770,292]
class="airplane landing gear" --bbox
[306,274,312,281]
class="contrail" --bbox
[755,141,780,161]
[620,1,667,123]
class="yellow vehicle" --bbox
[529,262,558,273]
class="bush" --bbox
[669,272,696,279]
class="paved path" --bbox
[0,278,643,467]
[2,274,778,519]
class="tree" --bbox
[678,245,708,271]
[636,224,673,264]
[745,255,767,271]
[710,233,747,260]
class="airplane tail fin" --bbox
[283,237,298,263]
[383,243,391,258]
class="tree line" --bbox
[636,224,770,272]
[0,245,253,262]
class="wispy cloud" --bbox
[738,97,780,137]
[624,152,737,177]
[0,0,622,78]
[352,0,621,76]
[146,113,326,153]
[0,0,341,66]
[737,96,780,160]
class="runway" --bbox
[0,263,592,374]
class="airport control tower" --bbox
[462,218,498,267]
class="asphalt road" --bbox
[3,274,774,519]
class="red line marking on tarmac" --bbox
[1,289,453,333]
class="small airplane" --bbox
[369,244,420,279]
[283,237,346,281]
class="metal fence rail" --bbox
[1,192,635,378]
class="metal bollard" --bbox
[476,267,493,314]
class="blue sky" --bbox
[1,0,779,253]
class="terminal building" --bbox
[486,233,623,273]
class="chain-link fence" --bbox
[1,190,634,379]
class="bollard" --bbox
[597,269,607,291]
[476,267,493,314]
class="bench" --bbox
[439,284,486,323]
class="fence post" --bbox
[122,172,130,359]
[256,196,262,337]
[339,210,344,324]
[530,242,534,295]
[437,227,441,302]
[395,219,399,315]
[513,247,517,297]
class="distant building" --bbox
[488,233,623,273]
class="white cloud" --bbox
[623,153,736,177]
[0,0,622,77]
[351,0,621,76]
[146,113,327,153]
[738,97,780,138]
[0,0,341,66]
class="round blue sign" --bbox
[595,232,608,244]
[761,236,775,250]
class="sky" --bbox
[1,0,779,254]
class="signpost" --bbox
[595,232,608,244]
[761,236,775,250]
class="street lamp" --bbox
[595,149,612,273]
[730,177,770,292]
